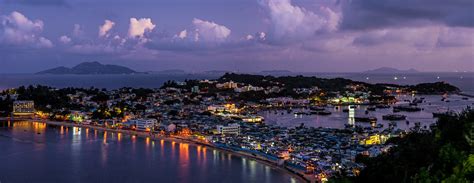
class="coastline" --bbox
[1,118,313,183]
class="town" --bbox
[0,73,466,182]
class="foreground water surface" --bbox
[0,121,299,183]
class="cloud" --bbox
[73,24,83,37]
[99,19,115,38]
[258,0,340,43]
[351,25,474,50]
[352,27,440,49]
[59,35,71,44]
[128,18,156,38]
[192,18,231,43]
[174,29,187,39]
[437,27,474,47]
[341,0,474,30]
[0,11,53,48]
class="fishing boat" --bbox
[432,111,456,118]
[316,111,332,115]
[382,114,407,121]
[393,106,422,112]
[354,116,377,122]
[309,106,325,111]
[375,104,390,109]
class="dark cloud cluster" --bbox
[341,0,474,29]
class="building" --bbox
[207,104,239,113]
[216,81,238,89]
[191,86,200,93]
[128,119,158,131]
[13,100,35,116]
[216,123,240,135]
[241,115,264,123]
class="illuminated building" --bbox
[207,104,239,113]
[216,123,240,135]
[13,100,35,116]
[241,115,264,123]
[128,119,158,131]
[216,81,238,89]
[360,134,389,145]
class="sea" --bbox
[0,72,473,95]
[0,121,299,183]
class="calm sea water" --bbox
[0,121,299,183]
[0,72,473,94]
[261,95,473,129]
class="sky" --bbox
[0,0,473,73]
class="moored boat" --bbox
[393,106,422,112]
[354,116,377,122]
[382,114,406,121]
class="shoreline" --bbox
[1,118,313,183]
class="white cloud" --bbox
[59,35,71,44]
[246,34,254,40]
[177,29,187,39]
[259,0,340,42]
[73,24,83,37]
[0,11,53,48]
[259,32,266,40]
[128,17,156,38]
[38,37,53,47]
[99,19,115,37]
[192,18,231,43]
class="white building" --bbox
[13,100,35,116]
[216,123,240,135]
[216,81,238,89]
[128,119,158,131]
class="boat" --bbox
[354,116,377,122]
[366,106,376,111]
[375,104,390,109]
[316,111,332,115]
[432,111,456,118]
[388,121,397,127]
[393,106,422,112]
[382,114,407,121]
[294,111,308,115]
[412,98,423,104]
[309,106,325,111]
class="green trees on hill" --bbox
[340,110,474,183]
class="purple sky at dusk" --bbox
[0,0,473,73]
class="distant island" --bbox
[364,67,419,74]
[37,62,138,75]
